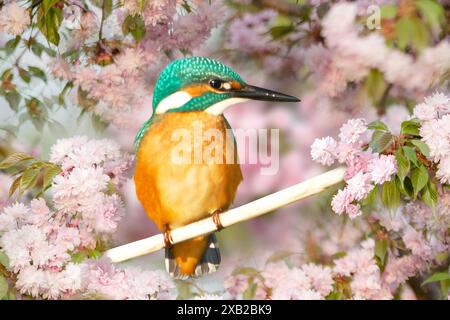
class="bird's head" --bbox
[152,56,300,115]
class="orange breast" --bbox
[134,112,243,230]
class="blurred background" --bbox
[0,0,449,299]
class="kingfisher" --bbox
[134,57,299,279]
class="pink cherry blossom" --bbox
[367,154,397,185]
[310,136,337,166]
[0,2,30,36]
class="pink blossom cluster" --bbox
[227,10,279,55]
[415,92,450,184]
[50,48,155,127]
[311,118,397,218]
[82,258,173,300]
[0,137,173,299]
[139,1,227,54]
[223,239,394,300]
[223,225,437,300]
[269,263,334,300]
[305,3,450,98]
[226,9,303,75]
[0,1,30,36]
[70,11,98,44]
[121,0,180,27]
[373,190,450,293]
[333,239,392,299]
[49,136,133,235]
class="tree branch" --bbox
[105,167,346,263]
[98,0,106,41]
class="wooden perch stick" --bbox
[106,167,346,263]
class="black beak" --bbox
[232,85,300,102]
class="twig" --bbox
[98,0,107,41]
[377,83,392,116]
[105,167,346,263]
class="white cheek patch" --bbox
[155,91,193,114]
[205,98,249,115]
[222,82,232,90]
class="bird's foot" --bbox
[212,209,224,231]
[163,224,173,248]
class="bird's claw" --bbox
[212,209,224,231]
[163,224,173,248]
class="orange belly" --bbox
[134,111,243,231]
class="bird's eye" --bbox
[209,79,223,90]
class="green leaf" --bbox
[37,6,63,46]
[410,16,429,52]
[298,4,313,21]
[181,0,192,13]
[395,16,414,50]
[365,69,388,103]
[6,290,15,300]
[0,152,33,169]
[422,181,438,208]
[326,291,342,300]
[4,36,21,54]
[8,175,21,197]
[416,0,445,33]
[71,251,87,264]
[401,120,420,136]
[395,148,410,182]
[31,42,43,57]
[242,282,257,300]
[369,131,393,153]
[103,0,113,18]
[91,114,108,132]
[31,42,56,57]
[0,251,9,268]
[77,87,98,110]
[0,275,8,299]
[266,251,293,264]
[410,165,429,197]
[28,66,47,82]
[43,164,61,189]
[422,272,450,286]
[367,120,390,132]
[375,238,388,267]
[62,49,81,61]
[400,176,414,198]
[26,99,47,130]
[20,167,40,191]
[18,67,31,83]
[269,25,295,39]
[87,249,101,259]
[43,0,61,14]
[411,140,430,158]
[4,90,21,111]
[380,4,397,19]
[402,146,418,166]
[122,15,146,43]
[362,185,378,207]
[381,178,401,209]
[1,69,13,81]
[58,81,74,105]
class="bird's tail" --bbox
[165,233,221,280]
